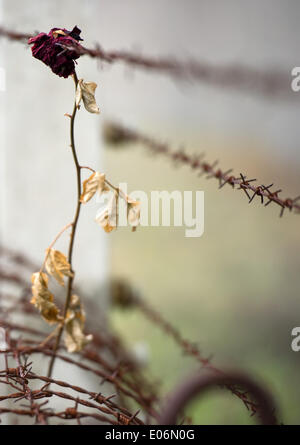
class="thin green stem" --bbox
[47,72,81,378]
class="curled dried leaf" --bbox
[31,272,61,324]
[95,191,118,233]
[80,171,109,204]
[52,29,67,38]
[64,294,93,353]
[45,249,73,286]
[127,198,141,232]
[76,78,100,114]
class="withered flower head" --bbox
[28,26,83,78]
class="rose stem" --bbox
[47,72,81,378]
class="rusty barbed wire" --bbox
[0,364,144,425]
[111,280,261,416]
[0,325,159,419]
[0,246,38,271]
[0,249,161,424]
[0,296,160,416]
[0,27,32,41]
[0,26,292,99]
[0,324,155,425]
[0,247,279,424]
[158,372,277,425]
[103,122,300,217]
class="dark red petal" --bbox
[28,27,83,78]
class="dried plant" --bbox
[24,26,141,379]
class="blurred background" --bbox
[1,0,300,424]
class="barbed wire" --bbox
[0,324,156,425]
[103,122,300,217]
[0,358,143,425]
[0,247,280,424]
[0,249,160,424]
[0,26,292,99]
[111,280,260,416]
[159,372,277,425]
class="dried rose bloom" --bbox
[28,26,83,78]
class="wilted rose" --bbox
[28,26,83,78]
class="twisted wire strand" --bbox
[103,122,300,217]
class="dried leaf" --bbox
[64,294,93,353]
[95,192,118,233]
[31,272,61,324]
[127,198,141,232]
[52,29,67,38]
[80,171,109,204]
[45,249,73,286]
[76,78,100,114]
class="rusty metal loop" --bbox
[158,371,277,425]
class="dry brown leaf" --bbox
[80,172,109,204]
[75,79,100,114]
[64,294,93,353]
[31,272,61,324]
[95,192,118,233]
[127,198,141,232]
[45,249,73,286]
[52,29,67,38]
